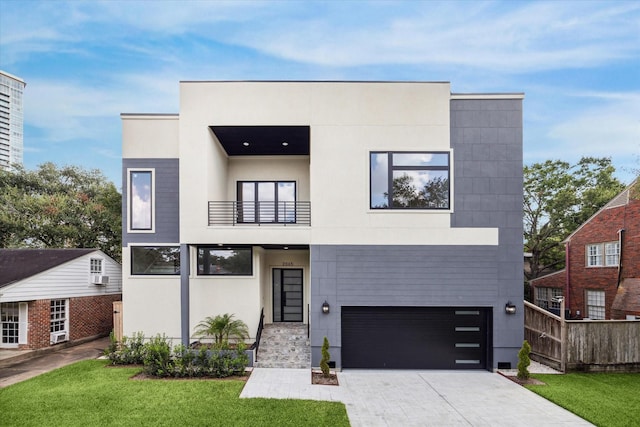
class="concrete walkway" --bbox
[0,337,110,388]
[241,368,593,426]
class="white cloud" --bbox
[2,1,638,73]
[526,91,640,183]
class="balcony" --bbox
[208,201,311,226]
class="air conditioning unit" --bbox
[91,275,109,285]
[50,331,67,344]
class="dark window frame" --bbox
[131,245,180,276]
[370,151,450,210]
[129,170,153,231]
[237,180,297,223]
[197,246,253,276]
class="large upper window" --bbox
[587,242,619,267]
[128,170,154,231]
[131,246,180,275]
[370,152,450,209]
[237,181,296,223]
[197,247,252,275]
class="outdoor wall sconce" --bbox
[505,301,517,315]
[322,301,330,314]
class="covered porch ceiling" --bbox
[210,125,310,156]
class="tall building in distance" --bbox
[0,70,26,171]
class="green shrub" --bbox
[143,335,173,377]
[517,340,531,380]
[105,331,146,365]
[320,337,331,378]
[106,331,250,378]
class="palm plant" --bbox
[194,313,249,348]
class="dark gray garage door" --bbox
[341,306,490,369]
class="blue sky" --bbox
[1,0,638,189]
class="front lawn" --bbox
[0,360,349,427]
[527,372,640,427]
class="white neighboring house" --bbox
[0,249,122,349]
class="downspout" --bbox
[616,229,625,288]
[180,244,190,347]
[565,241,570,318]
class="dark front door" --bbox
[273,268,303,322]
[341,306,490,369]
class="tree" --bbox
[524,157,624,283]
[320,336,331,378]
[517,340,531,380]
[0,163,121,261]
[194,313,249,348]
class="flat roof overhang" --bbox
[210,125,310,156]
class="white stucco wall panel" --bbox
[227,156,310,201]
[309,82,450,126]
[122,277,182,338]
[121,115,179,158]
[180,82,312,125]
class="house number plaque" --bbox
[282,261,294,266]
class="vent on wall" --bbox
[91,275,109,285]
[50,332,67,344]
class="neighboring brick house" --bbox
[0,249,122,349]
[531,180,640,320]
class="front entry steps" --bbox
[255,323,310,369]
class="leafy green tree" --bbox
[524,157,624,282]
[194,313,249,348]
[0,163,121,261]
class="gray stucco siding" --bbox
[122,158,180,245]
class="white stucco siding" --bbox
[0,252,122,303]
[188,247,263,341]
[121,115,179,159]
[226,156,310,202]
[122,277,181,339]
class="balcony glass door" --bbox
[238,181,295,224]
[273,268,303,322]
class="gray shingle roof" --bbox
[0,248,97,288]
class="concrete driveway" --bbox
[241,368,593,426]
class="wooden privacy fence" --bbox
[112,301,123,343]
[524,301,640,372]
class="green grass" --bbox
[0,360,349,427]
[527,372,640,427]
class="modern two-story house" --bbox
[531,180,640,320]
[121,81,524,370]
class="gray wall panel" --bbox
[122,158,180,245]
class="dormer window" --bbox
[90,258,103,275]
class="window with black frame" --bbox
[131,246,180,275]
[237,181,296,223]
[370,152,450,209]
[197,247,252,275]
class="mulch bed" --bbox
[500,373,545,386]
[311,371,339,386]
[130,371,250,381]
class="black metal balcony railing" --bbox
[208,201,311,226]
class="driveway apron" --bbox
[241,369,593,427]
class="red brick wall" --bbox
[566,199,640,319]
[20,294,121,350]
[69,294,121,340]
[24,300,51,349]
